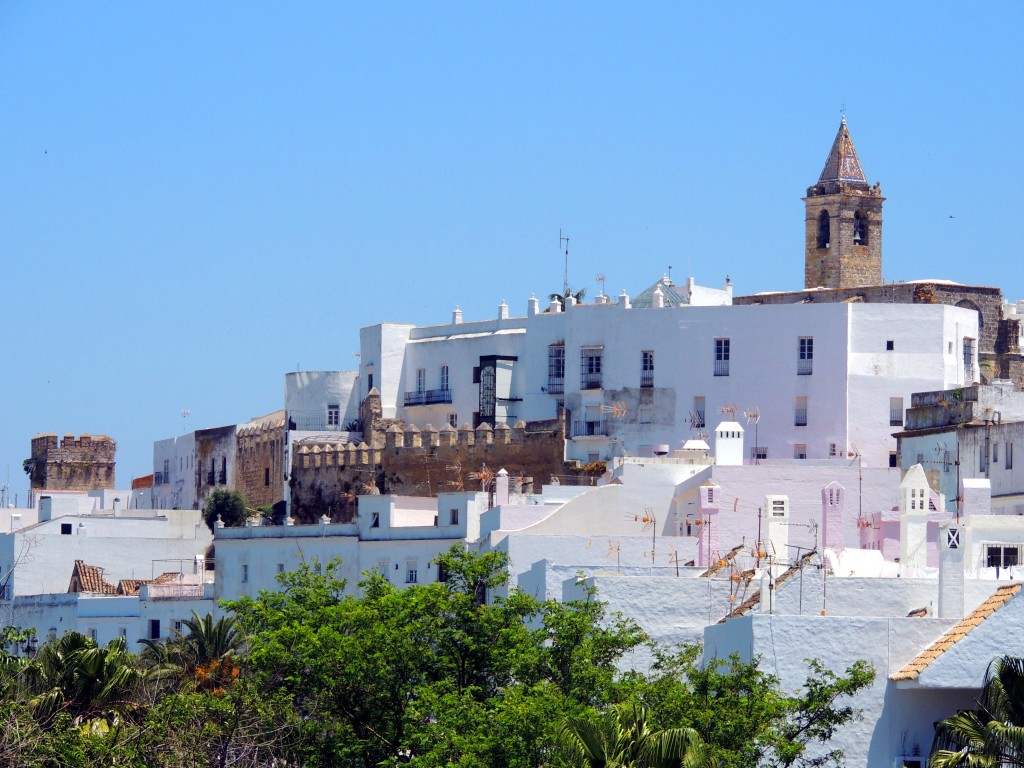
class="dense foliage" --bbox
[203,488,250,531]
[0,547,874,767]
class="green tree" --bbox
[550,287,587,309]
[622,647,874,768]
[931,655,1024,768]
[225,546,647,768]
[561,701,714,768]
[203,489,249,532]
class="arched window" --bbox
[817,210,830,249]
[853,210,868,245]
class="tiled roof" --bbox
[68,560,117,594]
[818,118,868,185]
[890,584,1022,681]
[116,579,145,596]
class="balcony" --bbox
[714,360,730,377]
[797,358,813,375]
[890,409,904,427]
[794,408,808,427]
[580,373,603,390]
[640,370,654,388]
[292,416,345,431]
[403,388,452,406]
[547,377,565,394]
[572,419,608,437]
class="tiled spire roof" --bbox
[818,118,868,185]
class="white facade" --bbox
[150,432,197,510]
[212,492,488,601]
[359,300,977,469]
[0,509,211,599]
[285,370,360,431]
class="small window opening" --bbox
[817,210,831,249]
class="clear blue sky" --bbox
[1,2,1021,502]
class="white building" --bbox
[356,300,976,470]
[212,491,489,601]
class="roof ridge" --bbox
[890,583,1022,681]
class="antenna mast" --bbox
[560,229,570,297]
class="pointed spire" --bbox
[818,119,868,185]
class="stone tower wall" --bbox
[804,183,884,289]
[27,433,116,491]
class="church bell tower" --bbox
[803,119,885,289]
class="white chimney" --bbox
[495,468,510,507]
[696,483,720,567]
[452,306,463,324]
[527,294,539,316]
[961,477,991,519]
[765,495,790,578]
[937,521,965,619]
[899,464,930,570]
[821,481,845,551]
[498,301,509,320]
[713,420,744,467]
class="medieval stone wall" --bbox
[289,414,579,523]
[235,413,286,509]
[27,433,116,491]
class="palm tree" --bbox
[931,655,1024,767]
[140,612,243,692]
[561,702,715,768]
[25,632,141,727]
[550,287,587,309]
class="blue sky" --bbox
[1,2,1021,501]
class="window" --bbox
[440,365,449,392]
[714,339,730,376]
[890,397,904,427]
[794,396,808,427]
[448,413,458,427]
[371,512,380,528]
[149,620,161,640]
[367,372,374,392]
[889,452,898,468]
[794,444,807,460]
[987,545,1020,569]
[853,210,868,245]
[964,338,976,381]
[641,350,654,388]
[416,368,426,394]
[174,620,183,633]
[829,443,837,457]
[798,337,813,375]
[638,405,653,424]
[277,563,285,574]
[406,563,418,584]
[327,404,340,427]
[61,523,72,535]
[994,443,1000,464]
[751,446,768,461]
[377,560,389,577]
[88,628,97,641]
[580,347,603,389]
[449,508,459,525]
[264,467,270,486]
[886,340,894,351]
[1008,443,1014,470]
[242,564,249,583]
[693,396,706,429]
[547,344,566,394]
[816,210,830,249]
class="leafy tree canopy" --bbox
[202,489,248,532]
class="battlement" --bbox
[26,432,116,491]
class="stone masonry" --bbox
[26,433,116,491]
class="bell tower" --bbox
[803,119,885,289]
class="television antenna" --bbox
[744,407,761,464]
[559,229,570,296]
[182,408,191,434]
[595,273,606,296]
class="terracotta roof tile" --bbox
[116,579,144,596]
[68,560,117,594]
[890,584,1021,682]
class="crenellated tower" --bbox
[803,119,885,289]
